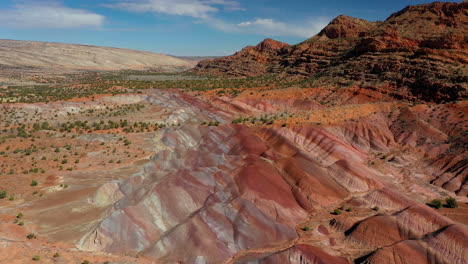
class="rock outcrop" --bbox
[193,2,468,103]
[194,38,289,77]
[317,15,377,39]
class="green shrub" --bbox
[81,260,90,264]
[301,226,310,231]
[0,190,6,199]
[333,209,342,215]
[445,197,458,208]
[372,206,379,211]
[30,180,38,186]
[430,199,443,209]
[32,255,40,261]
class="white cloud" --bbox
[105,0,327,38]
[106,0,242,19]
[0,2,104,29]
[206,0,244,11]
[210,17,330,38]
[236,18,329,38]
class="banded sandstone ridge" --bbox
[1,87,466,264]
[0,39,195,73]
[194,1,468,103]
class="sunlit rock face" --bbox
[79,124,309,263]
[76,90,467,263]
[77,115,392,263]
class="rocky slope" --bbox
[193,2,467,103]
[0,39,195,72]
[195,38,290,77]
[1,84,465,263]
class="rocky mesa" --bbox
[193,1,467,103]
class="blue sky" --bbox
[0,0,458,56]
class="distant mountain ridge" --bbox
[174,56,222,62]
[193,1,467,103]
[0,39,195,72]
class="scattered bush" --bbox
[333,209,342,215]
[0,190,6,199]
[30,180,38,186]
[32,255,40,261]
[430,199,443,209]
[445,197,458,208]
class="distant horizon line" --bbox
[0,38,250,57]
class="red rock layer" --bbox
[193,2,468,103]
